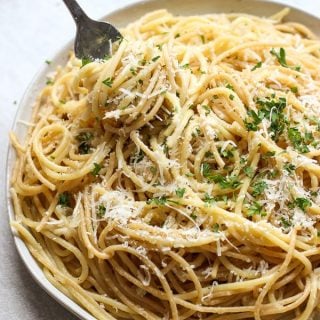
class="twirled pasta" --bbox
[10,9,320,320]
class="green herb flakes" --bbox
[281,217,292,228]
[247,201,266,217]
[202,105,211,115]
[190,212,197,220]
[175,188,186,198]
[251,61,262,71]
[147,196,168,205]
[211,174,241,189]
[76,132,93,155]
[244,96,287,141]
[81,57,93,68]
[212,223,219,232]
[287,127,310,153]
[270,47,301,71]
[181,63,190,69]
[284,163,296,173]
[294,197,312,212]
[102,77,113,87]
[46,78,54,85]
[130,67,137,75]
[58,192,71,207]
[226,83,234,91]
[152,56,160,62]
[97,204,106,218]
[252,181,267,196]
[244,166,254,178]
[290,86,298,94]
[204,193,215,206]
[91,163,102,176]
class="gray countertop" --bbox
[0,1,318,319]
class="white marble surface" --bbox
[0,1,318,319]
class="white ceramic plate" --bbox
[6,1,320,319]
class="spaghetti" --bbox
[10,9,320,320]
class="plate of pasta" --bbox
[7,0,320,319]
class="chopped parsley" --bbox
[205,151,214,158]
[81,57,93,67]
[58,192,71,207]
[244,166,254,178]
[180,63,190,69]
[229,94,235,101]
[252,181,267,196]
[262,151,276,159]
[226,83,234,91]
[175,188,186,198]
[304,131,313,144]
[45,60,51,65]
[212,223,219,232]
[97,204,106,218]
[244,110,262,131]
[280,217,292,228]
[190,212,197,220]
[46,78,54,85]
[202,105,211,115]
[247,201,266,217]
[130,67,137,75]
[204,193,215,206]
[284,163,296,173]
[240,156,247,165]
[201,162,213,178]
[290,86,298,94]
[294,197,312,212]
[251,61,262,71]
[152,56,160,62]
[192,127,201,137]
[270,48,301,71]
[310,191,318,197]
[270,47,288,68]
[91,163,102,176]
[162,142,169,157]
[174,33,180,38]
[147,196,168,205]
[200,35,205,43]
[244,96,287,141]
[76,132,93,155]
[78,143,90,154]
[287,127,310,153]
[219,148,234,159]
[211,174,241,189]
[102,77,113,87]
[268,169,280,179]
[201,163,241,188]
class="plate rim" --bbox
[6,0,320,319]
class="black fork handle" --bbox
[62,0,90,25]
